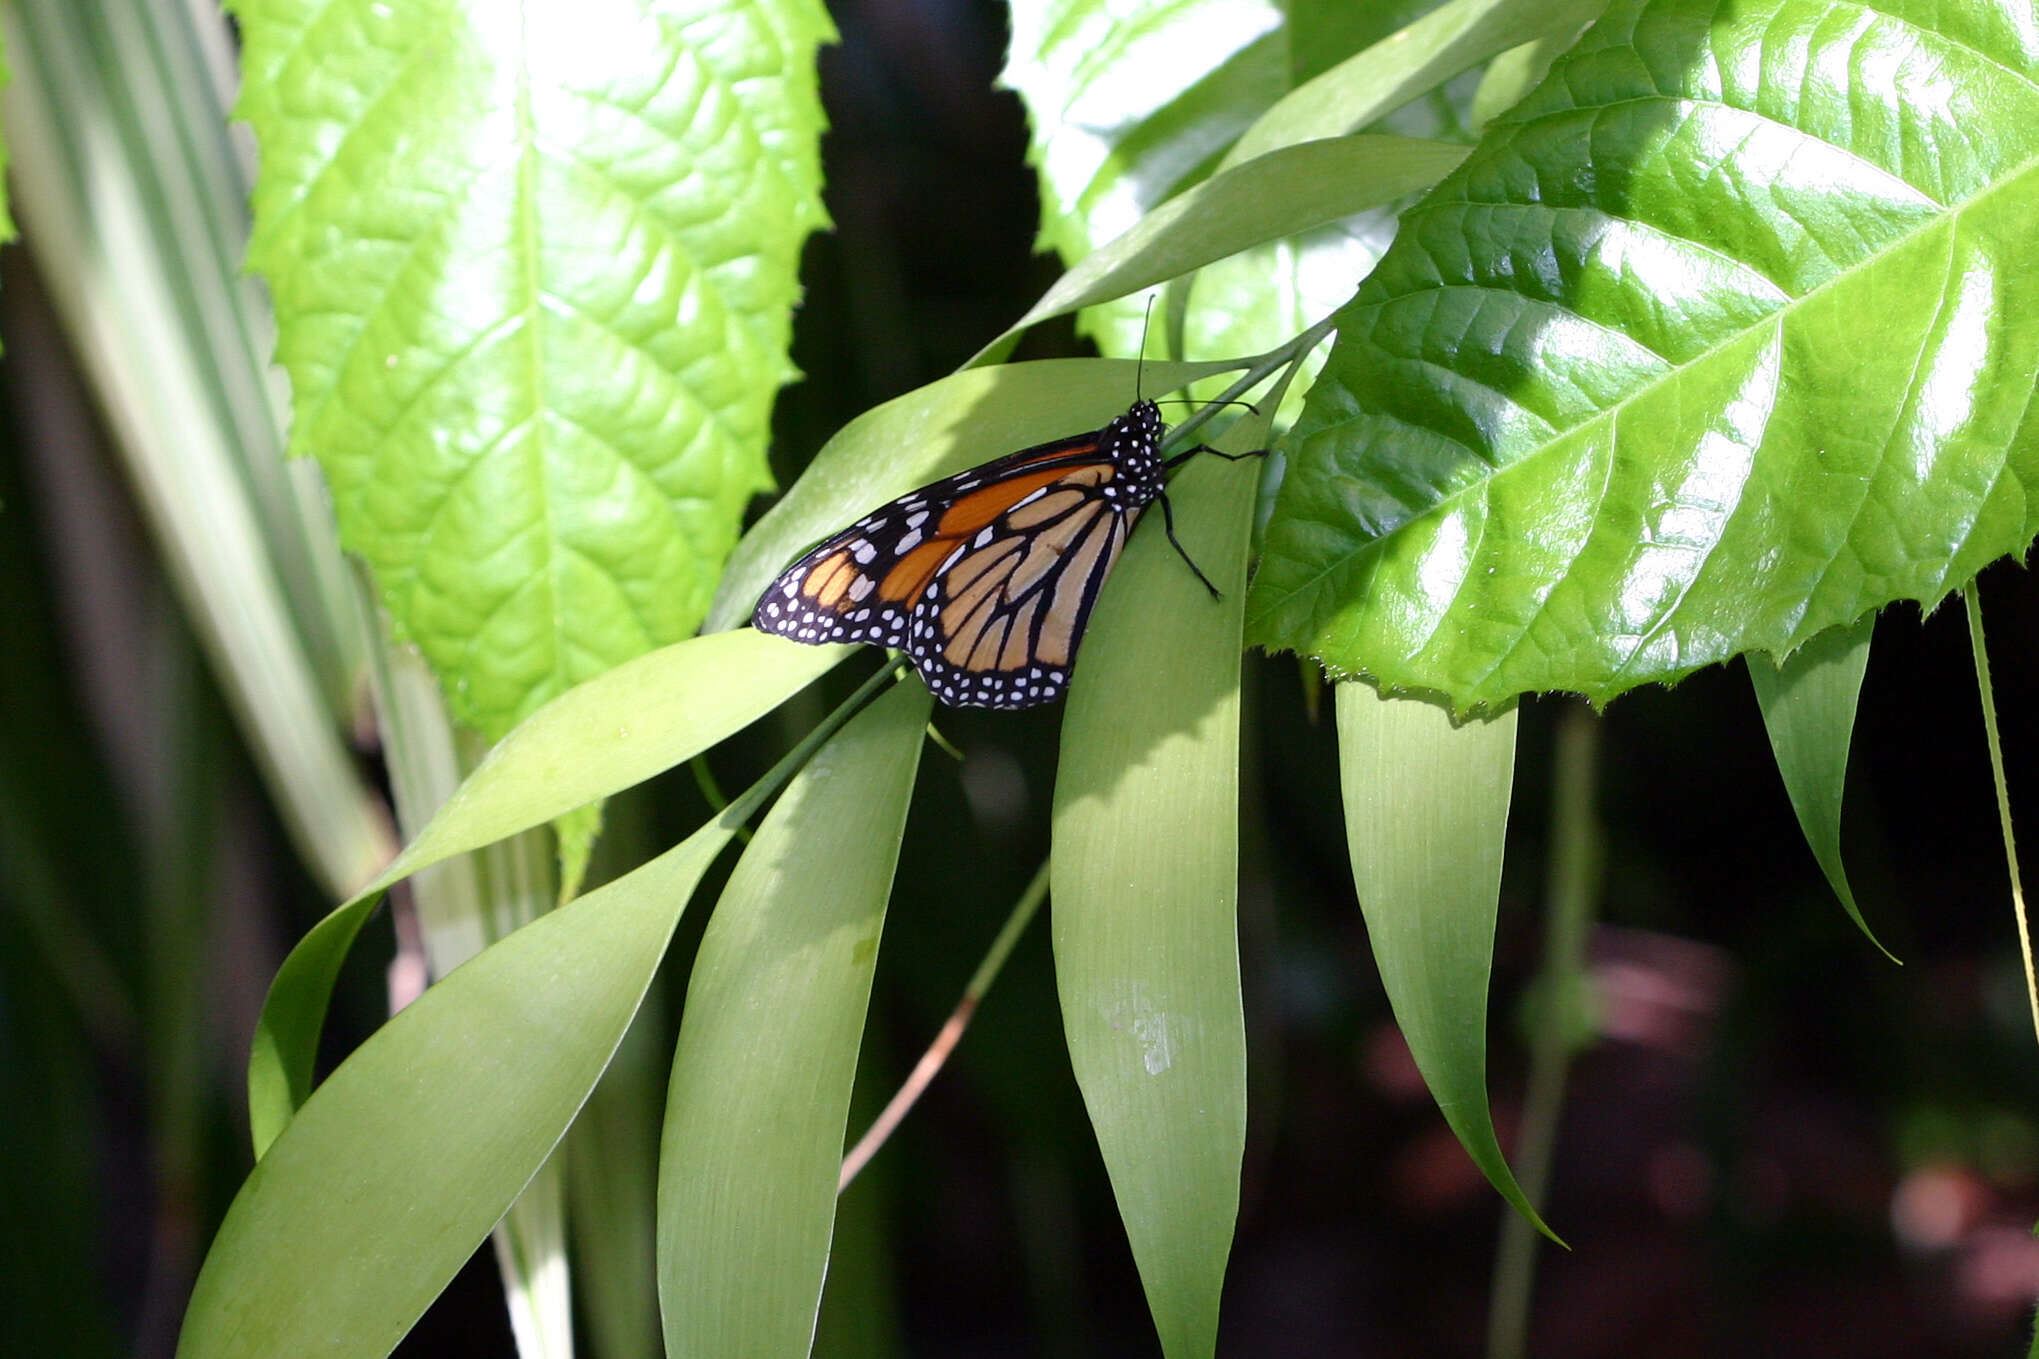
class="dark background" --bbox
[4,0,2038,1355]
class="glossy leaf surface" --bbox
[1251,0,2039,710]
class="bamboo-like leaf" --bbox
[658,679,929,1356]
[180,819,737,1359]
[992,134,1469,351]
[1001,0,1371,412]
[248,627,846,1155]
[1336,682,1550,1236]
[1220,0,1607,168]
[1050,429,1260,1357]
[1749,615,1889,955]
[230,0,835,738]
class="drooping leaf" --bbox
[1050,417,1264,1359]
[183,818,738,1359]
[1251,0,2039,711]
[1337,683,1550,1236]
[1749,615,1890,955]
[658,679,928,1357]
[248,627,847,1154]
[232,0,834,738]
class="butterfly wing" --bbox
[753,402,1168,709]
[751,428,1118,651]
[906,470,1141,708]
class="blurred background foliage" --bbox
[2,0,2038,1356]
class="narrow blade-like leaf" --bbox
[182,819,736,1359]
[1750,615,1890,955]
[248,627,845,1153]
[1337,682,1550,1235]
[658,680,929,1357]
[1051,437,1260,1358]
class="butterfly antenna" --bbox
[1136,294,1156,401]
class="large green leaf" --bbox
[658,680,928,1356]
[231,0,833,738]
[1050,418,1264,1358]
[1250,0,2039,710]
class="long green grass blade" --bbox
[4,0,390,898]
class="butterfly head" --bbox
[1109,398,1163,456]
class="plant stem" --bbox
[1486,702,1602,1359]
[839,858,1052,1190]
[1964,586,2037,1047]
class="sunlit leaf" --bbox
[1051,417,1263,1358]
[232,0,834,737]
[1251,0,2039,710]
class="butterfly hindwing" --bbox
[908,496,1136,708]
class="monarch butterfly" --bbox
[752,397,1259,709]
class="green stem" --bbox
[839,858,1052,1189]
[1486,703,1602,1359]
[1964,586,2037,1047]
[1157,314,1337,455]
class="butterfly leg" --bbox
[1158,491,1222,598]
[1161,443,1270,470]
